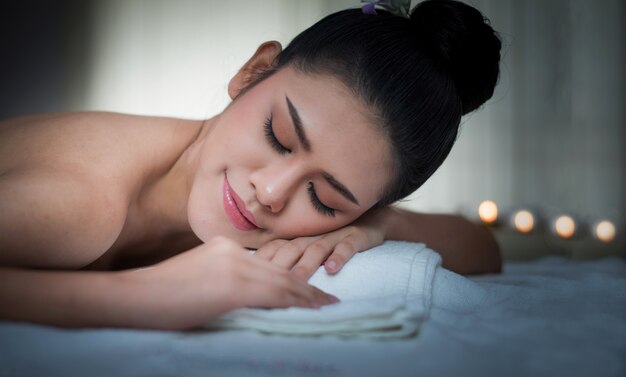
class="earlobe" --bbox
[228,41,283,100]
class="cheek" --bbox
[274,209,358,239]
[200,128,259,173]
[186,177,215,241]
[215,121,269,166]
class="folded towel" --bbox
[205,241,441,338]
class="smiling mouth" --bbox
[223,174,258,231]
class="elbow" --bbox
[494,241,503,273]
[486,240,503,274]
[476,224,502,274]
[460,218,502,275]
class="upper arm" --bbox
[0,169,127,269]
[386,208,502,274]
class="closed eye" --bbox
[265,112,335,217]
[307,182,336,217]
[264,114,291,154]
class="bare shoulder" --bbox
[1,112,189,175]
[0,168,128,268]
[0,112,202,269]
[0,111,201,190]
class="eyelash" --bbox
[263,115,336,218]
[264,115,290,154]
[307,182,336,217]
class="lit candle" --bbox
[594,220,616,243]
[513,210,535,234]
[478,200,498,225]
[554,215,576,239]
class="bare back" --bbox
[0,112,203,270]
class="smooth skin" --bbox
[0,41,500,330]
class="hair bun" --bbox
[410,0,501,115]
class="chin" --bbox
[186,203,217,244]
[186,216,210,244]
[234,232,271,250]
[187,213,264,249]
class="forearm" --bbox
[382,207,502,274]
[0,267,157,329]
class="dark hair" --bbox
[251,0,501,207]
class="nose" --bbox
[250,160,302,213]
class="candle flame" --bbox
[514,210,535,234]
[479,200,498,224]
[595,220,616,243]
[554,215,576,239]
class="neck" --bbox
[135,115,218,236]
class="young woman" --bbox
[0,0,502,330]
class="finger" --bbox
[254,239,287,260]
[240,252,311,289]
[240,248,294,274]
[294,281,340,307]
[245,281,316,309]
[291,241,336,281]
[270,237,316,269]
[198,238,338,310]
[242,256,336,305]
[324,236,363,274]
[241,263,337,308]
[240,245,339,307]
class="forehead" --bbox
[264,67,393,206]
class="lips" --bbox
[223,174,258,231]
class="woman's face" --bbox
[187,66,393,248]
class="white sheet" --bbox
[206,242,440,338]
[1,251,625,377]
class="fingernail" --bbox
[325,260,337,271]
[327,294,340,304]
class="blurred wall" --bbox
[0,0,93,117]
[1,0,624,258]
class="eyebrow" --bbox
[285,95,311,152]
[323,173,360,206]
[285,95,360,206]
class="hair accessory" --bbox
[361,0,411,18]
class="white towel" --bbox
[205,241,441,339]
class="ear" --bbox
[228,41,283,100]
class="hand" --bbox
[120,236,339,330]
[255,207,392,281]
